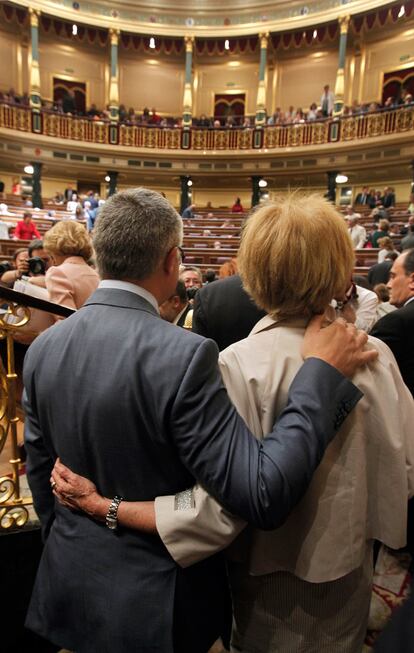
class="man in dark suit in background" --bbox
[355,186,370,205]
[159,279,192,327]
[371,249,414,395]
[367,251,398,288]
[192,274,266,350]
[24,189,374,653]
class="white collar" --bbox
[404,296,414,307]
[99,280,159,314]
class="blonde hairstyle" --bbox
[377,236,394,250]
[238,194,355,319]
[44,220,93,260]
[219,258,238,278]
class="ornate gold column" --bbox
[109,28,120,122]
[182,36,194,129]
[28,8,41,110]
[334,15,350,116]
[255,33,269,127]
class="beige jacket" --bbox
[156,315,414,582]
[45,256,99,313]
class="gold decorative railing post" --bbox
[182,36,195,130]
[28,8,41,111]
[109,29,120,122]
[255,33,269,127]
[334,15,350,116]
[0,302,32,531]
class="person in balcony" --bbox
[118,104,127,122]
[62,90,76,115]
[320,84,335,116]
[198,114,212,128]
[86,104,100,119]
[149,108,161,125]
[307,103,318,121]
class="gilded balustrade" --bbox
[1,103,413,151]
[0,300,32,531]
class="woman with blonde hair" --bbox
[52,195,414,653]
[43,220,99,313]
[377,236,396,263]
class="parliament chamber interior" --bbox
[1,0,414,651]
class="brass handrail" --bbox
[0,287,74,530]
[1,103,413,150]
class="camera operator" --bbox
[180,266,203,306]
[0,239,51,287]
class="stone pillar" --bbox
[31,161,43,209]
[334,16,350,116]
[180,176,191,214]
[109,29,120,122]
[107,170,118,196]
[326,171,338,204]
[251,175,261,207]
[182,37,194,129]
[28,8,41,110]
[255,33,269,127]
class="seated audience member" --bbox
[0,213,13,239]
[401,225,414,251]
[219,258,238,278]
[408,193,414,215]
[159,280,192,327]
[221,219,236,228]
[372,219,390,248]
[231,197,244,213]
[213,240,221,249]
[181,204,195,220]
[347,212,366,249]
[373,283,397,320]
[55,195,414,653]
[87,104,100,118]
[180,265,203,290]
[198,114,211,128]
[368,251,398,287]
[307,103,318,121]
[204,268,217,284]
[382,187,396,208]
[13,211,41,240]
[11,178,21,195]
[370,203,389,222]
[52,191,64,205]
[377,236,396,263]
[43,221,99,313]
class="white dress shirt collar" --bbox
[404,296,414,307]
[98,280,159,314]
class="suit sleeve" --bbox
[23,380,56,540]
[191,288,208,338]
[170,338,362,530]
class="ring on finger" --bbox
[51,480,57,490]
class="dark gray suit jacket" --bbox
[24,288,361,653]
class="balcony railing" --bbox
[1,104,413,150]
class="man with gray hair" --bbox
[24,188,375,653]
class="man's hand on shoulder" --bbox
[302,314,378,378]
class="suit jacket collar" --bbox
[83,287,159,317]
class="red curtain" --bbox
[214,93,245,124]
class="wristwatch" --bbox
[105,495,123,530]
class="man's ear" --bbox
[171,295,180,310]
[164,247,178,276]
[409,272,414,291]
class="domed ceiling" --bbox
[12,0,394,34]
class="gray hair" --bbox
[93,188,182,280]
